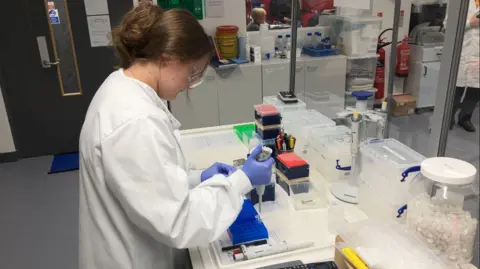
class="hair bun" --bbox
[113,4,164,55]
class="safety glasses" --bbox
[187,61,209,89]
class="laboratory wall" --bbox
[371,0,413,41]
[0,85,15,154]
[200,1,247,35]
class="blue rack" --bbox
[302,47,340,57]
[228,199,269,245]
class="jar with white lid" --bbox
[406,157,478,265]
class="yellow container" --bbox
[216,25,239,59]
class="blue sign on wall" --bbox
[49,9,60,24]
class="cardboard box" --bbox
[392,94,416,117]
[334,236,357,269]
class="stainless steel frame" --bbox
[428,0,470,157]
[384,0,402,138]
[289,0,299,93]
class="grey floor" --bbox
[0,110,478,269]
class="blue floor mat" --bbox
[49,153,79,174]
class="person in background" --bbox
[247,7,267,31]
[79,4,274,269]
[268,0,301,24]
[445,0,479,132]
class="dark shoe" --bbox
[450,120,455,130]
[458,120,476,132]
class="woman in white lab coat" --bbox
[78,4,274,269]
[446,0,480,132]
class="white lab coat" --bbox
[444,0,480,89]
[79,70,253,269]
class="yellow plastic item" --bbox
[216,25,239,59]
[342,248,369,269]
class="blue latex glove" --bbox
[201,162,236,182]
[242,145,275,186]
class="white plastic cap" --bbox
[420,157,477,185]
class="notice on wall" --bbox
[49,9,61,24]
[133,0,158,6]
[205,0,224,18]
[84,0,109,15]
[47,1,55,10]
[334,0,370,10]
[87,15,112,47]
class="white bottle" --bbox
[285,34,292,52]
[315,32,323,49]
[306,32,313,48]
[285,34,292,58]
[275,34,284,53]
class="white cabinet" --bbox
[304,55,347,99]
[217,64,263,125]
[262,59,305,97]
[405,46,441,109]
[171,67,219,130]
[416,62,440,108]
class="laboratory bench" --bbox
[180,124,479,269]
[171,55,347,130]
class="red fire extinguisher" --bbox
[396,36,410,77]
[374,37,386,100]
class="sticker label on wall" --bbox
[49,9,61,24]
[399,10,405,28]
[47,1,55,10]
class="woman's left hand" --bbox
[201,162,236,182]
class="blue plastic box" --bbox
[228,200,269,245]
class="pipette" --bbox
[254,147,273,213]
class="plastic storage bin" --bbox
[305,125,352,182]
[345,88,377,110]
[299,92,345,120]
[359,138,425,205]
[276,173,327,210]
[346,54,377,90]
[407,157,478,265]
[282,110,336,153]
[338,17,382,56]
[358,174,407,223]
[263,95,306,114]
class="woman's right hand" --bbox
[242,145,275,186]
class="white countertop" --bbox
[181,125,478,269]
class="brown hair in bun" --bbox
[111,4,212,69]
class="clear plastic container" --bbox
[336,16,382,56]
[262,95,306,114]
[305,125,352,182]
[282,110,335,154]
[346,54,377,89]
[299,92,345,120]
[359,138,425,205]
[358,174,407,223]
[407,157,479,265]
[280,179,327,210]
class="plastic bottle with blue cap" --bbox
[351,90,373,113]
